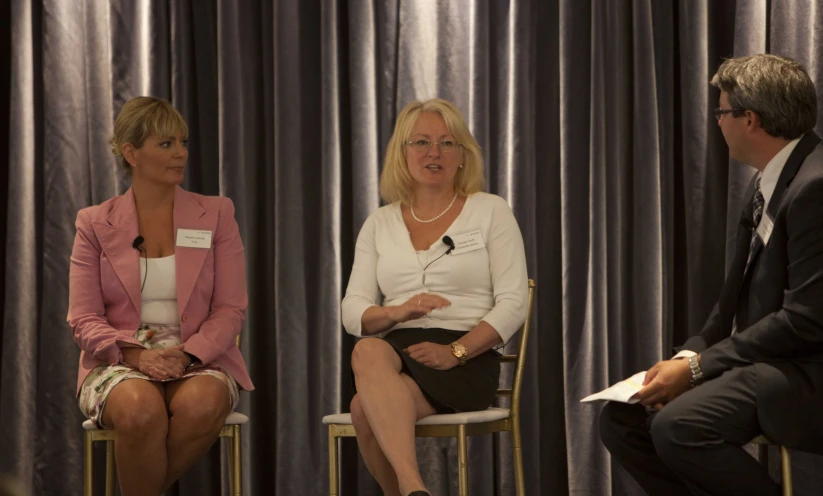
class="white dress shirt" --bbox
[341,192,529,344]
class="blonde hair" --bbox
[110,96,189,175]
[380,99,484,204]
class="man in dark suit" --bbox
[599,54,823,495]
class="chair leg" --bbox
[511,422,526,496]
[84,432,93,496]
[457,425,469,496]
[328,427,339,496]
[780,446,792,496]
[231,425,242,496]
[105,440,116,496]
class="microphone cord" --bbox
[138,247,148,292]
[133,236,148,292]
[423,236,456,271]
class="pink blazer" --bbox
[67,186,254,394]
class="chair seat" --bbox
[82,411,249,431]
[322,407,510,426]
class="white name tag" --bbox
[755,213,774,247]
[450,229,485,255]
[176,229,213,249]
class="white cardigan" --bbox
[341,192,529,343]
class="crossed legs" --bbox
[599,365,780,496]
[350,338,437,496]
[102,375,231,496]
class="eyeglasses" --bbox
[713,107,746,121]
[405,139,462,154]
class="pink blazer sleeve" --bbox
[182,198,248,364]
[67,210,142,364]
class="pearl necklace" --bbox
[410,193,458,223]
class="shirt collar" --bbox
[759,136,802,209]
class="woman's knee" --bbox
[351,338,396,376]
[170,384,230,430]
[106,383,168,435]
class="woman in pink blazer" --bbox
[67,97,253,496]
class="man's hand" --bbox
[633,358,693,409]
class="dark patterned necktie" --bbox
[745,176,765,272]
[733,176,764,336]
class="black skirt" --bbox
[354,328,501,414]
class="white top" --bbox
[140,255,178,325]
[342,192,529,343]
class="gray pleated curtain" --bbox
[2,1,823,495]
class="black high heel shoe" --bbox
[407,492,431,496]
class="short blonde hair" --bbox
[380,99,484,204]
[110,96,189,175]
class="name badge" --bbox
[176,229,213,249]
[450,229,485,255]
[755,213,774,247]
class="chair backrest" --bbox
[496,279,536,419]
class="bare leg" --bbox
[351,339,437,495]
[160,375,231,490]
[102,379,168,496]
[351,394,401,496]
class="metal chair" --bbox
[82,335,248,495]
[323,279,536,496]
[751,435,792,496]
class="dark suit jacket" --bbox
[681,131,823,452]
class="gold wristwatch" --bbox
[450,342,468,366]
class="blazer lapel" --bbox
[737,131,821,289]
[174,187,213,317]
[93,188,142,316]
[765,131,820,219]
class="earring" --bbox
[459,164,463,168]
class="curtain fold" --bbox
[3,1,823,495]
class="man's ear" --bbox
[745,110,761,132]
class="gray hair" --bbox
[710,54,817,139]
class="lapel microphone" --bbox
[443,235,455,254]
[423,236,456,271]
[132,236,148,292]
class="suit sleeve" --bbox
[67,210,143,364]
[680,302,728,354]
[183,198,248,364]
[700,177,823,379]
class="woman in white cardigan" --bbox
[341,98,529,496]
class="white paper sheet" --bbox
[580,371,647,404]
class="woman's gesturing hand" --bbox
[389,293,451,323]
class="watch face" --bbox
[452,342,467,357]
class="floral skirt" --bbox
[78,324,239,428]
